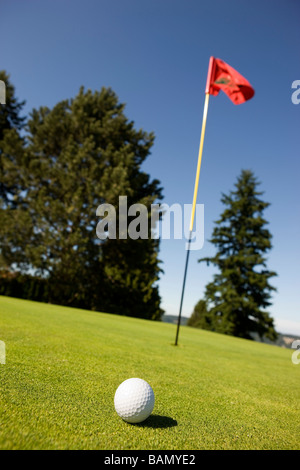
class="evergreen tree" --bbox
[187,300,210,329]
[0,71,25,136]
[0,71,28,270]
[0,82,163,319]
[197,170,277,340]
[0,70,26,206]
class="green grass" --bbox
[0,295,299,450]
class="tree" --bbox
[187,300,210,329]
[0,71,25,136]
[195,170,277,340]
[0,71,28,271]
[0,81,164,320]
[0,70,26,206]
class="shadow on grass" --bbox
[135,415,177,429]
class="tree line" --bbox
[0,70,277,339]
[0,71,163,320]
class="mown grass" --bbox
[0,295,299,450]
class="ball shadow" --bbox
[135,414,177,429]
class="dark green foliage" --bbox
[0,70,25,136]
[0,271,48,302]
[0,75,163,319]
[195,170,277,340]
[0,71,26,207]
[187,300,210,329]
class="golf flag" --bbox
[175,56,254,346]
[205,57,255,104]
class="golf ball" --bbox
[114,378,155,424]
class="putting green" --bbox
[0,295,299,450]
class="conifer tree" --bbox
[187,300,209,329]
[197,170,277,340]
[0,71,28,270]
[0,80,163,319]
[0,70,26,205]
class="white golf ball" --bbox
[114,378,155,423]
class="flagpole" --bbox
[174,92,210,346]
[174,55,254,345]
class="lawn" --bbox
[0,295,299,450]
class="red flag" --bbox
[205,57,254,105]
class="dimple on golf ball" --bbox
[114,378,155,424]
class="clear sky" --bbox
[1,0,299,334]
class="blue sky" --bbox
[1,0,299,334]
